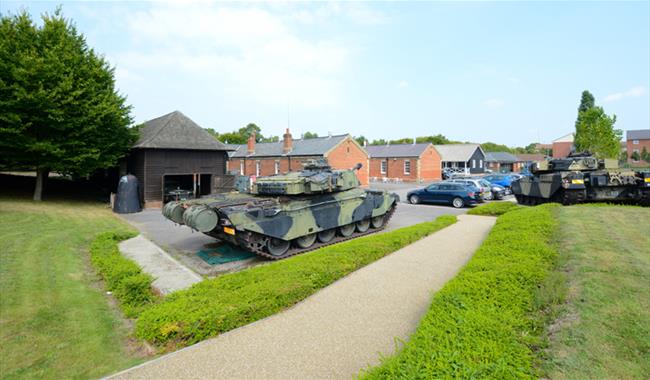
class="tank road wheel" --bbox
[295,233,317,249]
[371,215,385,229]
[452,197,464,209]
[409,195,420,204]
[338,224,355,237]
[356,219,371,233]
[267,238,290,257]
[317,229,336,243]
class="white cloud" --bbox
[116,3,349,108]
[483,98,505,108]
[397,80,409,88]
[604,86,648,102]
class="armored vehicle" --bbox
[163,160,399,259]
[512,152,650,206]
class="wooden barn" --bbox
[127,111,232,208]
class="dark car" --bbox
[407,182,479,208]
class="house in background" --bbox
[227,129,369,185]
[552,133,574,158]
[434,144,486,174]
[485,152,524,173]
[128,111,232,208]
[366,143,441,182]
[627,129,650,165]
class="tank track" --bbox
[244,204,397,260]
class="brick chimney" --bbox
[283,128,293,154]
[247,132,256,154]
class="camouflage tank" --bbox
[162,160,399,259]
[512,152,650,205]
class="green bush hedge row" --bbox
[467,201,522,216]
[362,204,560,379]
[135,215,458,349]
[90,232,158,318]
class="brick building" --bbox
[552,133,574,158]
[485,152,524,173]
[627,129,650,166]
[227,130,369,185]
[366,143,442,183]
[434,144,486,174]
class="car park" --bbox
[482,174,515,194]
[447,178,492,201]
[407,182,479,208]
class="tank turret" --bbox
[251,159,362,195]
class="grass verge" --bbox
[135,215,458,350]
[467,201,521,216]
[90,232,159,318]
[541,206,650,379]
[361,204,560,379]
[0,197,146,379]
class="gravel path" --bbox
[110,215,496,380]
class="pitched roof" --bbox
[133,111,230,151]
[485,151,520,163]
[229,134,351,158]
[366,143,432,158]
[433,144,482,162]
[627,129,650,140]
[553,132,574,143]
[516,153,546,162]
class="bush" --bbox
[135,215,458,349]
[467,201,522,216]
[90,232,158,318]
[361,204,560,379]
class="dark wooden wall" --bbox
[468,148,486,174]
[128,148,228,204]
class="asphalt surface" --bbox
[118,183,467,276]
[110,214,496,380]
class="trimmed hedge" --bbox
[467,201,522,216]
[90,232,158,317]
[362,204,560,379]
[135,215,458,349]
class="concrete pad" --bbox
[110,214,496,379]
[118,235,203,295]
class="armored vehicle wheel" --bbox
[452,197,464,208]
[338,224,355,237]
[296,233,317,248]
[267,238,290,257]
[409,195,420,204]
[317,229,336,243]
[356,219,371,232]
[371,215,385,229]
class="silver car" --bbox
[447,178,492,201]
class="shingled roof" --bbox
[229,134,351,158]
[627,129,650,140]
[366,143,432,158]
[485,151,520,163]
[133,111,230,151]
[433,144,483,162]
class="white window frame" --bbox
[240,161,244,175]
[274,161,280,175]
[404,160,411,175]
[472,159,476,168]
[479,159,483,168]
[633,140,639,145]
[255,161,261,176]
[380,160,387,175]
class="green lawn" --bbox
[0,198,144,379]
[543,206,650,379]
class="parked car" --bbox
[407,182,479,208]
[483,174,515,194]
[487,182,507,200]
[442,167,464,180]
[447,178,491,201]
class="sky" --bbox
[2,1,649,147]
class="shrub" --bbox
[135,215,458,349]
[361,204,560,379]
[90,232,158,318]
[467,201,522,216]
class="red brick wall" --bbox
[419,145,441,181]
[325,138,369,186]
[627,139,650,166]
[552,142,573,158]
[369,157,418,182]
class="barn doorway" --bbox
[163,173,212,203]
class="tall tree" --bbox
[0,9,135,200]
[574,106,622,158]
[575,90,595,129]
[302,131,319,139]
